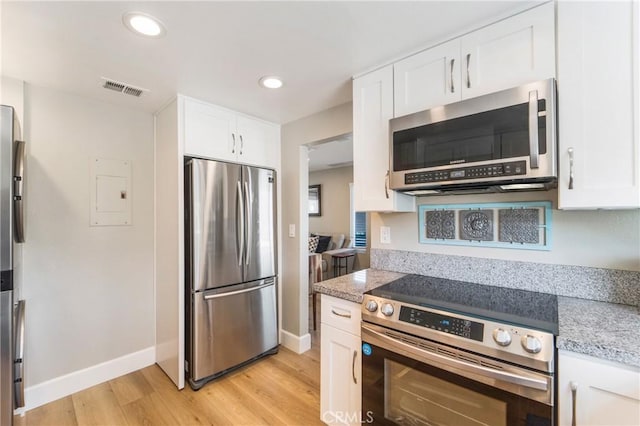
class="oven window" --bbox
[392,101,547,171]
[384,359,507,426]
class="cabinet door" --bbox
[353,66,415,212]
[460,2,555,100]
[236,115,280,169]
[557,1,640,209]
[558,351,640,426]
[183,98,237,161]
[394,39,460,117]
[320,324,361,426]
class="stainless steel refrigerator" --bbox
[185,158,278,390]
[1,105,26,425]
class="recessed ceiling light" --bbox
[123,12,166,37]
[259,76,284,89]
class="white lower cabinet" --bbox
[558,351,640,426]
[320,295,362,426]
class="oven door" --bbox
[362,323,554,426]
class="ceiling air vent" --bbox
[101,77,148,98]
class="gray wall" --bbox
[22,84,155,386]
[309,166,353,237]
[280,102,352,338]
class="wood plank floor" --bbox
[15,301,322,426]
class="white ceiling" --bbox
[308,133,353,172]
[1,1,540,125]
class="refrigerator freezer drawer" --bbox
[189,279,278,385]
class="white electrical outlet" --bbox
[380,226,391,244]
[288,224,296,238]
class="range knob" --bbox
[492,328,512,346]
[521,334,542,354]
[380,303,394,317]
[365,300,378,312]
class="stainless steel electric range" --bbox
[361,274,558,426]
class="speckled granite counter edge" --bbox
[312,269,406,303]
[556,337,640,368]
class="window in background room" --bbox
[349,183,367,248]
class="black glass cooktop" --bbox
[367,274,558,335]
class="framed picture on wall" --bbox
[309,184,321,216]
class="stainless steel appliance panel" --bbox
[242,166,276,283]
[187,159,243,292]
[191,279,277,382]
[0,290,13,426]
[0,106,14,272]
[389,78,557,194]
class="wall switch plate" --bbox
[380,226,391,244]
[288,224,296,238]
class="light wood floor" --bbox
[15,302,322,426]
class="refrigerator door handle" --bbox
[243,180,252,266]
[236,181,245,267]
[13,141,25,243]
[203,281,273,300]
[14,299,25,408]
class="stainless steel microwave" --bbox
[389,79,557,195]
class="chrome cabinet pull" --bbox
[231,133,236,154]
[331,308,351,319]
[352,350,358,384]
[384,170,390,199]
[570,381,578,426]
[466,53,471,88]
[568,148,575,190]
[528,90,540,169]
[450,58,455,93]
[239,135,244,155]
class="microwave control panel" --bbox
[405,160,526,185]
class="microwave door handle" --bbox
[528,90,540,169]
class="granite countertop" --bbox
[313,268,640,368]
[312,269,406,303]
[557,296,640,367]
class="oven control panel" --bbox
[398,306,484,342]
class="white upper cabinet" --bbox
[558,351,640,426]
[393,2,555,117]
[353,65,415,212]
[557,0,640,209]
[182,96,280,170]
[394,40,460,117]
[460,2,555,100]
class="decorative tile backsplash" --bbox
[418,201,552,250]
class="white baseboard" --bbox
[280,329,311,354]
[22,346,155,412]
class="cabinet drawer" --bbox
[321,294,361,336]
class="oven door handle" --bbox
[362,324,548,392]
